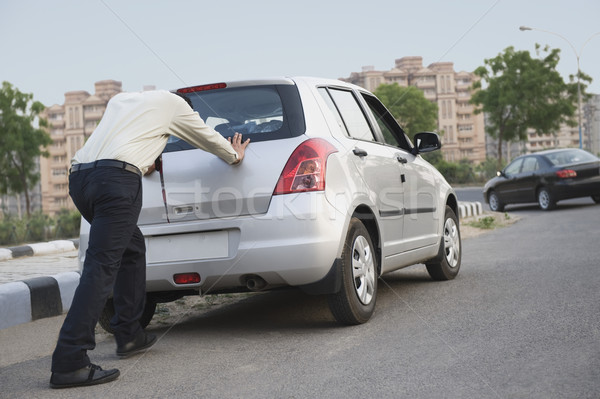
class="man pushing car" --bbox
[50,90,249,389]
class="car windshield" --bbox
[165,84,306,152]
[544,149,598,166]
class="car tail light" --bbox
[173,273,201,284]
[273,138,338,195]
[556,169,577,178]
[177,83,227,93]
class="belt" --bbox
[70,160,142,177]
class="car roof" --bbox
[175,76,368,93]
[532,148,587,156]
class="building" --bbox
[342,56,486,164]
[523,94,599,154]
[40,80,122,215]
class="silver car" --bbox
[80,77,461,330]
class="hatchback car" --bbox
[483,148,600,211]
[79,77,461,331]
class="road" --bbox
[1,198,599,398]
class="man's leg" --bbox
[51,168,142,373]
[111,226,147,347]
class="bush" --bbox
[0,209,81,246]
[55,209,81,239]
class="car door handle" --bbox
[396,155,408,164]
[353,148,368,157]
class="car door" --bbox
[496,158,524,203]
[317,87,405,257]
[513,156,541,203]
[359,92,438,252]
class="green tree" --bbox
[471,45,589,168]
[0,82,52,217]
[374,83,438,141]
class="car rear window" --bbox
[544,149,599,166]
[165,84,306,152]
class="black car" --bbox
[483,148,600,211]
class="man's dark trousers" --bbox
[52,165,146,373]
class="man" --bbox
[50,90,249,389]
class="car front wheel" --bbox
[328,217,377,325]
[488,191,504,212]
[98,296,157,334]
[426,206,461,281]
[592,195,600,204]
[538,187,556,211]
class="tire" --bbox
[488,191,504,212]
[538,187,556,211]
[426,206,461,281]
[592,195,600,204]
[328,218,378,325]
[98,296,157,334]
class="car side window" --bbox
[326,88,377,142]
[361,93,411,151]
[318,88,349,136]
[504,158,523,176]
[521,157,539,173]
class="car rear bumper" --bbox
[551,177,600,201]
[136,192,346,293]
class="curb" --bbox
[0,239,79,261]
[458,201,483,219]
[0,271,80,330]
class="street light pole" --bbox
[519,26,600,149]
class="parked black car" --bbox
[483,148,600,211]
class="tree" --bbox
[471,45,590,168]
[0,81,52,217]
[374,83,438,141]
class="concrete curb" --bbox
[458,201,484,219]
[0,239,79,261]
[0,271,80,330]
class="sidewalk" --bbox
[0,240,81,330]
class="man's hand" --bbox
[228,132,250,164]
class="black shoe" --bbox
[50,364,120,389]
[116,332,157,359]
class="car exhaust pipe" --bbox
[245,275,268,291]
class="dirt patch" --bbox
[460,211,520,239]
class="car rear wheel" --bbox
[426,206,461,281]
[328,217,377,325]
[538,187,556,211]
[98,296,157,334]
[488,191,504,212]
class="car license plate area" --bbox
[146,231,229,264]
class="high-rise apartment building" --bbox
[524,97,599,155]
[342,56,486,164]
[40,80,122,215]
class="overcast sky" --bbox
[1,0,599,106]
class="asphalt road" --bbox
[1,199,599,398]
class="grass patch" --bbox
[467,216,496,229]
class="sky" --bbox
[1,0,599,107]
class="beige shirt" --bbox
[72,90,238,174]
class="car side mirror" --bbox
[412,132,441,155]
[497,170,506,178]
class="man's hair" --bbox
[173,91,193,108]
